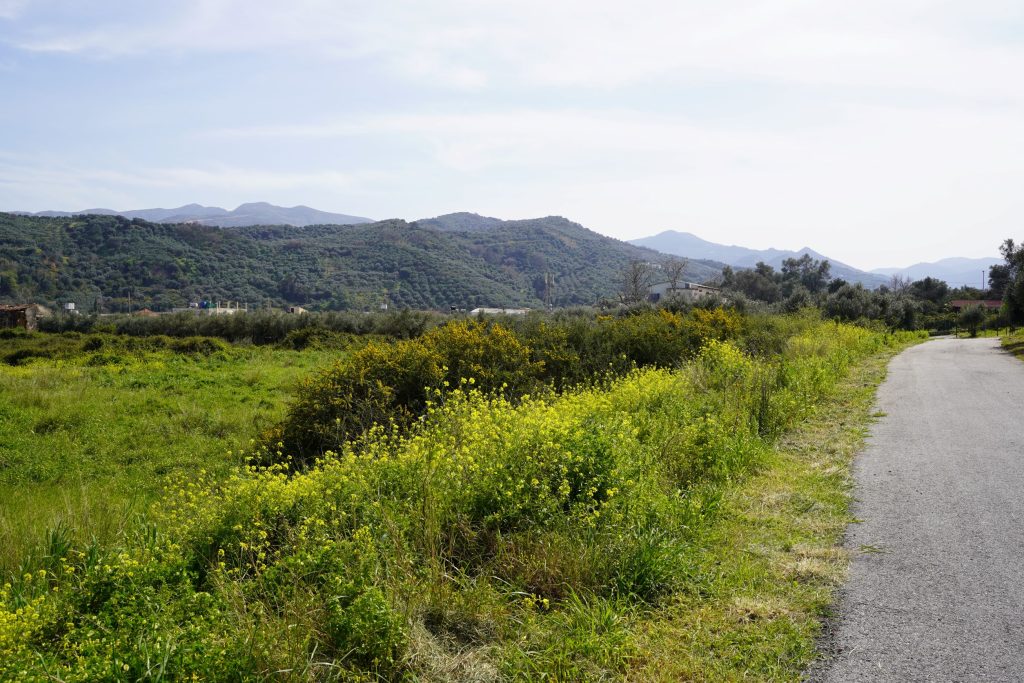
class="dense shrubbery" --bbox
[735,240,1024,337]
[270,309,746,465]
[39,308,440,345]
[716,249,1024,334]
[0,330,233,366]
[0,316,922,680]
[275,321,544,464]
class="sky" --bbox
[1,1,1022,270]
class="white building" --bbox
[469,307,530,316]
[170,301,246,315]
[648,281,720,304]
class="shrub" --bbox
[168,336,230,355]
[274,321,544,465]
[40,309,445,344]
[958,305,986,337]
[279,326,354,350]
[272,309,755,468]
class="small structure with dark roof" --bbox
[949,300,1002,311]
[0,304,45,331]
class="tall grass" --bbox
[0,319,923,680]
[0,339,340,576]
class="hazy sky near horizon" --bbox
[1,1,1022,270]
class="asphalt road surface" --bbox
[817,337,1024,682]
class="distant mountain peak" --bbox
[12,202,373,228]
[416,212,506,232]
[869,256,1001,287]
[438,211,493,219]
[629,230,887,288]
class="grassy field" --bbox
[0,319,925,680]
[0,332,343,575]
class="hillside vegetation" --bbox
[0,311,924,680]
[0,212,720,312]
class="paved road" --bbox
[817,337,1024,682]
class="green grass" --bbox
[0,333,341,574]
[634,340,914,680]
[0,323,924,680]
[954,328,1001,338]
[1002,329,1024,360]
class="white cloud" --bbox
[4,1,1024,268]
[201,98,1023,266]
[0,0,26,20]
[207,109,794,171]
[8,0,1024,100]
[0,156,385,211]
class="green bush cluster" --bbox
[271,309,746,466]
[1,332,234,366]
[274,320,544,465]
[0,318,923,680]
[39,308,440,345]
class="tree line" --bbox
[622,240,1024,333]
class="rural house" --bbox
[949,299,1002,311]
[648,281,720,304]
[0,304,48,331]
[470,307,530,316]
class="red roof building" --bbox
[949,300,1003,310]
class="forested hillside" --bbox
[0,212,720,311]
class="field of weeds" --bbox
[0,312,924,680]
[0,331,342,576]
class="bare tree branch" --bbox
[620,261,654,304]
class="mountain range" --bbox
[15,202,374,228]
[629,230,889,288]
[0,211,720,311]
[6,203,1002,302]
[869,257,1001,289]
[630,230,1008,289]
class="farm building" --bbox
[470,307,530,316]
[0,304,48,331]
[648,281,720,304]
[949,299,1003,311]
[170,301,246,315]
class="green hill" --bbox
[0,212,722,311]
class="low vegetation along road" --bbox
[818,337,1024,681]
